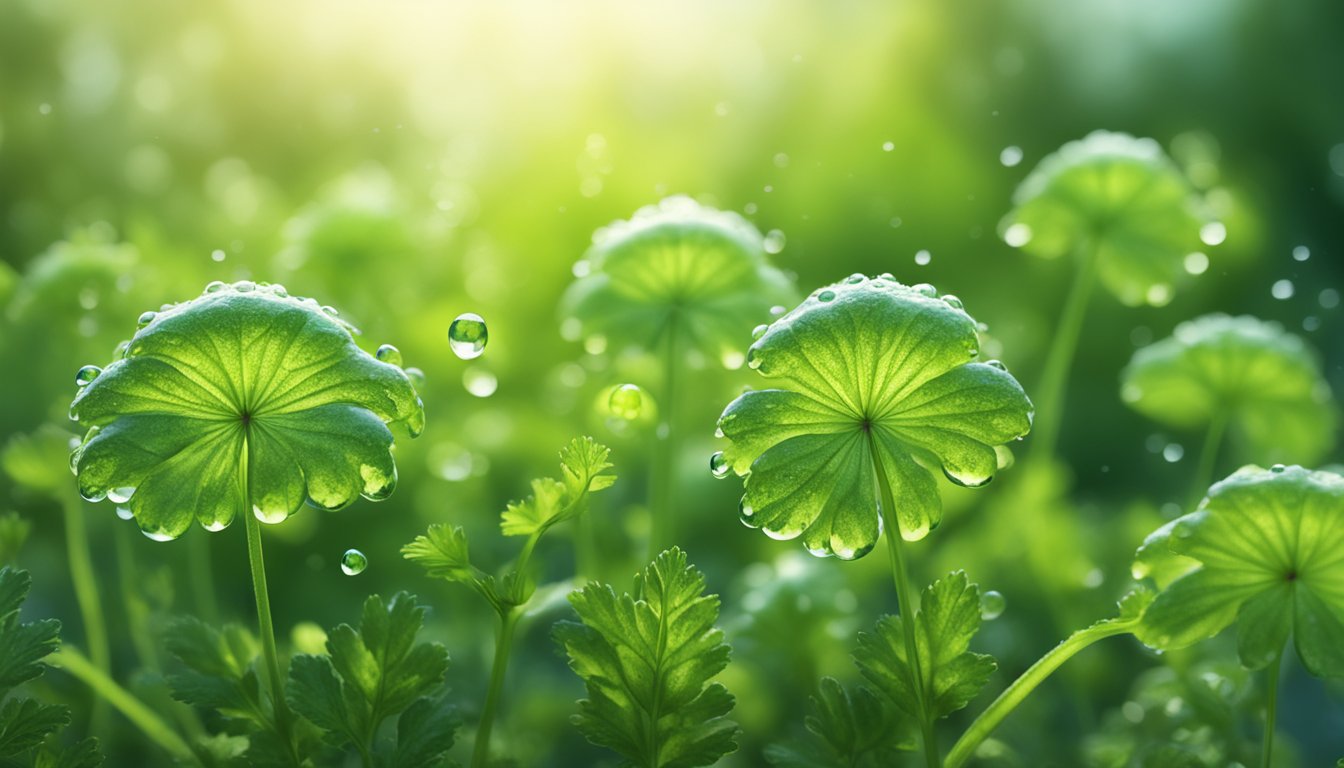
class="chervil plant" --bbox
[1002,131,1207,459]
[561,196,795,559]
[67,280,424,763]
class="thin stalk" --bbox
[472,609,520,768]
[944,617,1139,768]
[1261,648,1283,768]
[868,434,940,768]
[188,529,220,625]
[1189,410,1229,508]
[242,436,298,765]
[648,313,681,564]
[61,496,110,735]
[1031,243,1099,461]
[574,502,598,581]
[114,523,159,670]
[50,646,195,762]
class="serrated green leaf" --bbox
[1136,465,1344,677]
[68,281,423,539]
[0,699,70,757]
[717,277,1032,556]
[164,617,268,724]
[499,478,567,537]
[560,196,796,365]
[557,547,738,768]
[500,438,617,538]
[1121,314,1336,465]
[401,525,501,609]
[764,677,912,768]
[854,571,996,721]
[33,736,102,768]
[0,568,61,697]
[379,695,459,768]
[1002,130,1205,307]
[559,436,616,499]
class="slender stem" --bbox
[188,529,220,625]
[61,497,110,734]
[648,313,681,563]
[472,609,520,768]
[1190,410,1229,508]
[574,501,598,581]
[242,437,297,765]
[1031,243,1099,461]
[49,646,195,762]
[944,618,1138,768]
[1261,648,1283,768]
[114,523,159,671]
[868,434,940,768]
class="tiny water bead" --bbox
[763,229,787,254]
[751,323,769,340]
[1271,279,1294,300]
[136,310,157,327]
[375,343,403,367]
[709,451,730,479]
[340,548,368,576]
[914,249,931,266]
[1199,221,1227,246]
[1000,145,1023,167]
[816,290,836,302]
[1270,463,1286,473]
[911,283,937,298]
[75,365,102,387]
[448,312,488,359]
[609,383,644,420]
[1292,245,1310,262]
[980,590,1006,620]
[941,294,963,309]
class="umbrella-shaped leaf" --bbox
[560,196,795,365]
[68,281,424,540]
[1002,130,1205,307]
[716,276,1032,558]
[1136,465,1344,677]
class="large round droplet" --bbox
[107,486,136,504]
[448,313,488,359]
[75,365,102,387]
[608,383,643,420]
[709,451,730,479]
[375,344,403,367]
[980,590,1006,620]
[943,465,992,488]
[340,549,368,576]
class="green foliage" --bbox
[853,571,996,722]
[560,196,795,364]
[286,593,454,766]
[1121,314,1337,465]
[400,524,505,612]
[1002,130,1205,307]
[2,426,75,498]
[763,677,912,768]
[556,548,738,768]
[164,618,269,727]
[0,513,30,568]
[716,276,1032,556]
[68,281,424,539]
[1136,465,1344,677]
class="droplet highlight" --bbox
[340,549,368,576]
[448,313,489,359]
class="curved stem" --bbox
[472,609,520,768]
[648,313,681,564]
[1189,410,1229,508]
[868,435,940,768]
[1031,244,1098,461]
[49,646,195,762]
[1261,648,1283,768]
[61,497,110,735]
[944,618,1137,768]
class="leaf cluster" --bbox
[763,677,912,768]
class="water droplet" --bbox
[1292,245,1310,262]
[1270,463,1286,473]
[321,305,340,317]
[405,367,426,389]
[1183,251,1209,275]
[882,141,895,152]
[115,506,134,521]
[1162,443,1184,463]
[375,344,403,367]
[914,249,931,266]
[986,360,1007,371]
[845,273,866,284]
[763,229,786,254]
[980,590,1006,620]
[943,466,992,488]
[769,305,787,317]
[710,451,730,479]
[75,365,102,387]
[141,527,175,542]
[462,368,497,398]
[235,280,256,292]
[1146,284,1172,306]
[1271,279,1294,300]
[738,499,756,523]
[751,324,769,340]
[1199,221,1227,246]
[210,249,226,262]
[204,280,227,293]
[448,313,488,359]
[107,486,136,504]
[816,290,836,303]
[912,283,937,298]
[942,294,963,309]
[136,311,157,328]
[1003,223,1032,248]
[609,383,643,420]
[999,146,1023,167]
[340,549,368,576]
[1320,289,1340,309]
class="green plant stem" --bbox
[188,528,220,625]
[113,523,159,670]
[1190,410,1229,508]
[61,497,110,735]
[648,313,681,564]
[472,609,520,768]
[574,502,598,581]
[1261,648,1283,768]
[868,435,940,768]
[50,646,195,762]
[944,617,1138,768]
[242,441,298,765]
[1032,243,1099,461]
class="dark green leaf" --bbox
[164,617,268,724]
[379,695,459,768]
[557,547,738,768]
[764,678,912,768]
[0,568,62,696]
[33,737,102,768]
[0,699,70,757]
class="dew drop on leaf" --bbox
[816,290,836,302]
[1270,463,1286,473]
[235,280,256,292]
[912,283,937,298]
[608,383,643,420]
[107,486,135,504]
[115,506,133,521]
[845,273,866,284]
[763,229,786,254]
[75,365,102,387]
[137,310,157,328]
[986,360,1007,371]
[204,280,227,293]
[942,294,963,309]
[709,451,730,479]
[448,313,489,359]
[751,323,769,340]
[375,344,403,367]
[980,590,1006,620]
[340,548,368,576]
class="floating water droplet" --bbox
[980,590,1006,620]
[751,324,769,340]
[210,249,226,263]
[340,549,368,576]
[204,280,227,293]
[107,486,136,504]
[448,313,488,359]
[1292,245,1310,262]
[710,451,730,479]
[115,506,134,521]
[999,146,1023,167]
[1146,284,1172,307]
[1271,279,1294,300]
[914,250,931,266]
[1003,223,1032,248]
[609,383,643,420]
[942,294,963,309]
[1199,221,1227,246]
[405,367,426,389]
[816,290,836,302]
[912,283,937,298]
[763,229,786,254]
[136,311,157,328]
[75,365,102,387]
[1183,251,1209,275]
[769,305,786,317]
[1162,443,1184,463]
[1270,463,1286,473]
[375,344,403,367]
[1319,289,1340,309]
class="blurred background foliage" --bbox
[0,0,1341,765]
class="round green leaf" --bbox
[1121,314,1336,466]
[1137,465,1344,677]
[68,282,424,540]
[717,276,1033,559]
[1002,130,1205,307]
[560,196,796,365]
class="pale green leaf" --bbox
[499,478,567,537]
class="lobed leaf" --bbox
[0,698,71,757]
[0,568,62,697]
[164,617,268,724]
[401,525,501,610]
[764,677,912,768]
